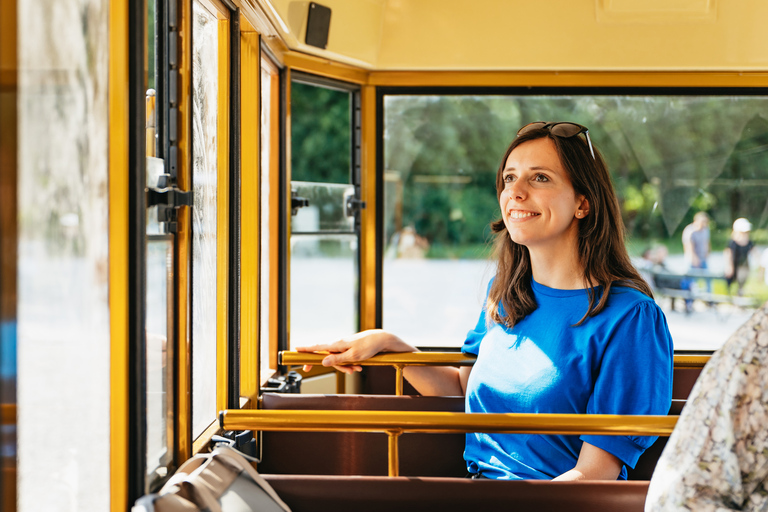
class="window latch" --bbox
[291,190,310,216]
[345,195,366,217]
[147,178,193,233]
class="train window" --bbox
[145,156,174,482]
[190,0,229,438]
[383,92,768,351]
[143,0,175,486]
[15,0,111,508]
[288,76,362,347]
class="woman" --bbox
[298,122,674,481]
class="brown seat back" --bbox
[259,394,466,477]
[264,475,650,512]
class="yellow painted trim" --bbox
[108,0,129,508]
[176,0,193,464]
[283,69,292,349]
[368,70,768,88]
[191,418,221,455]
[239,12,256,33]
[267,64,281,372]
[216,17,231,415]
[284,51,368,85]
[240,30,260,402]
[359,85,377,331]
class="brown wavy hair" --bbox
[486,125,652,328]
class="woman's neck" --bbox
[528,243,586,290]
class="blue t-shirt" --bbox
[461,279,674,480]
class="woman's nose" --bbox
[509,180,527,200]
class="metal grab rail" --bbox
[220,409,678,477]
[280,351,710,395]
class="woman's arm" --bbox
[552,442,622,481]
[296,329,470,396]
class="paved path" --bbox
[290,257,756,351]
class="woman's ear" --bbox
[576,197,590,218]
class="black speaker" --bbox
[306,2,331,49]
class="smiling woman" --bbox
[297,121,674,481]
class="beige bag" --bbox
[133,445,291,512]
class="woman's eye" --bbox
[534,174,549,182]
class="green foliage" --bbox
[291,82,351,183]
[384,95,768,258]
[291,88,768,259]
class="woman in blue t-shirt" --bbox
[298,122,674,481]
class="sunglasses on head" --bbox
[517,121,595,160]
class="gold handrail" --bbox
[672,355,711,368]
[220,409,678,476]
[281,351,477,367]
[280,351,710,394]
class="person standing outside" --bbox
[681,212,711,311]
[682,212,711,271]
[724,218,755,297]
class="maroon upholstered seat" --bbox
[259,394,466,477]
[263,475,651,512]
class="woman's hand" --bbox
[295,329,416,374]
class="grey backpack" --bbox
[133,444,291,512]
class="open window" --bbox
[381,90,768,352]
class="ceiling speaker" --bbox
[306,2,331,49]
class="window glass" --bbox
[191,0,219,437]
[289,82,358,347]
[16,0,110,509]
[383,94,768,351]
[291,81,351,183]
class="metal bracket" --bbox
[291,190,310,216]
[345,195,366,217]
[147,184,193,233]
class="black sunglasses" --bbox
[517,121,595,160]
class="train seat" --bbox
[258,393,686,480]
[259,394,466,477]
[263,475,651,512]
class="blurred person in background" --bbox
[724,218,755,297]
[682,212,711,312]
[682,212,711,271]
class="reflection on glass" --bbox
[146,239,172,479]
[383,94,768,350]
[191,0,218,438]
[290,235,357,346]
[291,182,356,233]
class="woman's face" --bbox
[499,137,586,253]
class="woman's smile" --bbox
[506,209,540,220]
